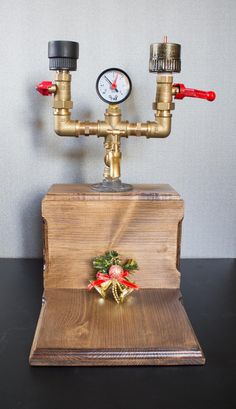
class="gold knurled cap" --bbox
[149,42,181,73]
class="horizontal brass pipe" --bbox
[54,115,171,138]
[54,112,98,137]
[54,116,171,138]
[127,116,171,138]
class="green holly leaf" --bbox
[93,250,121,273]
[123,259,138,272]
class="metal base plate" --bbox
[91,179,133,192]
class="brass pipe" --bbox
[109,152,121,179]
[107,139,121,179]
[156,74,173,105]
[77,121,98,136]
[126,117,171,138]
[102,107,122,180]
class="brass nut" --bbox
[53,100,73,109]
[136,122,142,136]
[108,104,120,112]
[146,121,159,137]
[84,123,90,135]
[155,102,175,111]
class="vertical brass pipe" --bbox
[103,105,122,180]
[53,71,78,136]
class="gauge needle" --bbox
[104,75,118,92]
[111,73,119,90]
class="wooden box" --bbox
[30,184,205,365]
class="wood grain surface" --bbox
[42,184,183,289]
[30,288,205,366]
[46,184,181,201]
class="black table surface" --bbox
[0,259,235,409]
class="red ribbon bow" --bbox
[88,270,138,291]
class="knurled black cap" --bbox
[48,41,79,71]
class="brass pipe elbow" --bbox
[149,116,171,138]
[54,114,78,136]
[54,115,99,137]
[156,116,171,138]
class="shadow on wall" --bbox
[21,192,43,258]
[26,78,91,184]
[23,79,91,257]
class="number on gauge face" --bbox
[96,68,132,104]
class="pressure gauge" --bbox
[96,68,132,104]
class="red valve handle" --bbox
[36,81,53,96]
[174,83,216,102]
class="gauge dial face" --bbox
[96,68,132,104]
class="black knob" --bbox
[48,41,79,71]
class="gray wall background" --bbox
[0,0,235,258]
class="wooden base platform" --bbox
[30,288,205,366]
[30,184,205,366]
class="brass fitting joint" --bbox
[53,71,73,109]
[53,71,78,137]
[153,74,175,113]
[145,74,174,138]
[54,114,78,136]
[145,117,171,138]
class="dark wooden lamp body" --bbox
[30,184,205,366]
